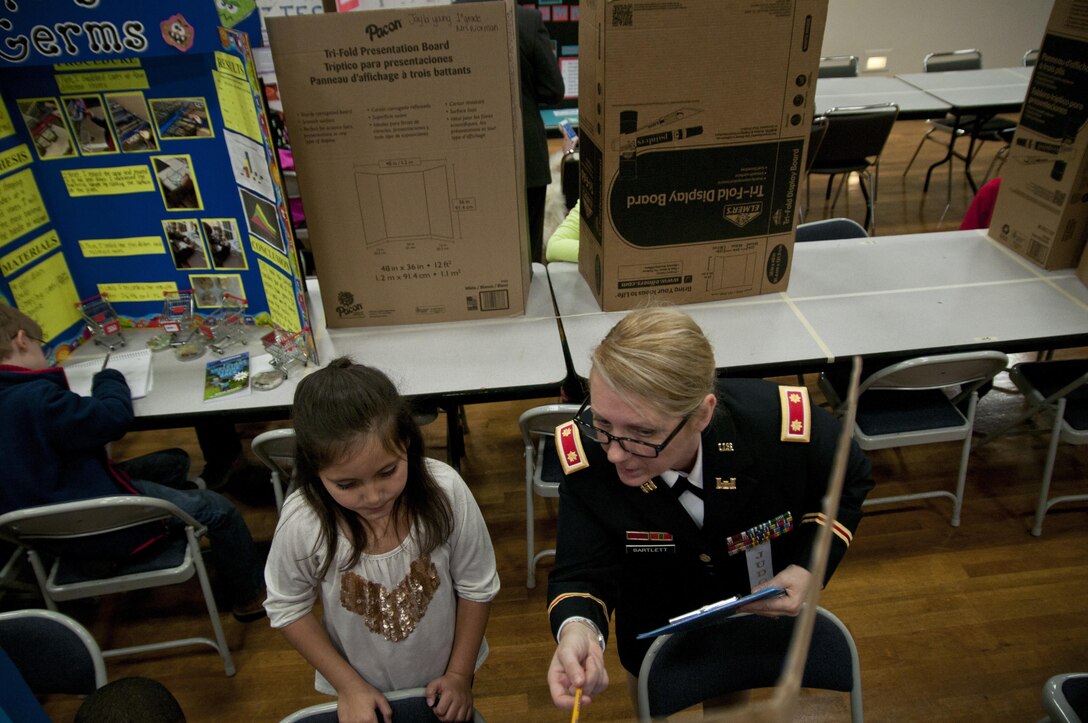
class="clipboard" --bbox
[636,587,785,640]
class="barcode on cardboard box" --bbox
[1028,239,1049,264]
[479,289,509,311]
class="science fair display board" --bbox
[0,0,314,362]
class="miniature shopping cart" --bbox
[76,293,126,350]
[251,325,310,391]
[199,293,248,355]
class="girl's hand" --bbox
[337,683,392,723]
[426,671,474,722]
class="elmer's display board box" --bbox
[577,0,827,310]
[267,0,529,328]
[988,0,1088,270]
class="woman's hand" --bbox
[547,620,609,708]
[741,564,813,617]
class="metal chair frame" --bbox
[519,403,580,588]
[251,427,297,512]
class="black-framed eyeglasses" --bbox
[573,398,689,458]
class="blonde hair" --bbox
[0,303,42,363]
[591,306,716,418]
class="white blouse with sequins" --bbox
[264,458,500,695]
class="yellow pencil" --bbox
[571,687,583,723]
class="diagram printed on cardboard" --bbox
[355,158,458,245]
[706,253,757,290]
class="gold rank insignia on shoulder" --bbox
[717,442,734,452]
[555,420,590,474]
[779,385,811,443]
[640,480,657,493]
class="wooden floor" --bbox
[17,120,1088,722]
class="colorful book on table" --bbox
[203,352,251,401]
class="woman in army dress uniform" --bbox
[545,307,874,711]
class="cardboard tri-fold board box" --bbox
[267,1,529,327]
[988,0,1088,270]
[577,0,827,310]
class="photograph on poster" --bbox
[239,187,284,254]
[104,93,159,153]
[149,97,213,139]
[191,273,245,308]
[163,219,209,269]
[62,95,117,155]
[18,97,76,159]
[203,217,247,269]
[153,154,203,210]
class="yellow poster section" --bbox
[8,251,82,341]
[61,165,155,197]
[96,281,178,303]
[1,228,62,278]
[213,70,261,142]
[0,143,33,176]
[0,102,15,140]
[56,69,149,94]
[250,234,289,274]
[214,51,247,81]
[259,259,302,333]
[0,168,50,246]
[79,236,165,258]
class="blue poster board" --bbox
[0,0,313,362]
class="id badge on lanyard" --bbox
[745,542,774,589]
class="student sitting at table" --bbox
[0,303,267,622]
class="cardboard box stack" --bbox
[577,0,827,310]
[988,0,1088,270]
[268,1,528,327]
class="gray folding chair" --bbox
[821,351,1009,526]
[637,607,862,723]
[519,404,580,588]
[0,496,236,676]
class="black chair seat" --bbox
[1016,359,1088,430]
[855,389,967,436]
[54,536,188,585]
